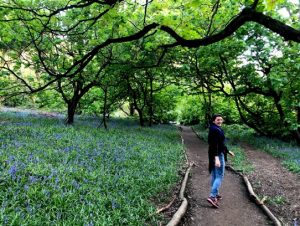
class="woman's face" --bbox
[213,116,223,127]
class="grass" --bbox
[257,195,286,206]
[0,111,184,225]
[223,124,300,174]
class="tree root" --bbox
[226,165,282,226]
[156,196,176,214]
[165,162,193,226]
[153,128,191,225]
[166,198,188,226]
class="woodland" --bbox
[0,0,299,142]
[0,1,300,225]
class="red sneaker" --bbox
[216,195,222,200]
[207,196,219,208]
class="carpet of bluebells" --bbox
[0,110,184,225]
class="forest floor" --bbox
[178,126,299,226]
[243,143,300,225]
[2,107,299,225]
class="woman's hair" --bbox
[211,114,223,121]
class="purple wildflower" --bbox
[8,165,17,178]
[72,180,80,189]
[29,176,37,184]
[24,185,29,191]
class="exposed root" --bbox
[227,165,282,226]
[166,198,188,226]
[165,162,193,226]
[156,196,176,214]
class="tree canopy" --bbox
[0,0,299,142]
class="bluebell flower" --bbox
[8,155,15,163]
[84,222,94,226]
[54,133,63,140]
[112,199,118,209]
[27,153,34,161]
[42,189,50,197]
[63,146,72,152]
[72,180,80,189]
[55,177,59,185]
[29,176,37,184]
[25,201,32,213]
[57,212,62,219]
[2,201,7,208]
[3,216,8,225]
[8,165,17,178]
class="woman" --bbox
[207,114,234,208]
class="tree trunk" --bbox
[273,94,285,122]
[148,76,154,126]
[136,108,145,126]
[129,103,135,116]
[294,106,300,145]
[66,101,78,124]
[234,96,267,136]
[102,88,108,129]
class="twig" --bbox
[260,196,267,204]
[206,0,220,36]
[156,196,176,214]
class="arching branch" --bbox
[160,7,300,48]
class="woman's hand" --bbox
[215,156,221,167]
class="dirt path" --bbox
[243,144,300,224]
[180,126,271,226]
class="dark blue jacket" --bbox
[208,123,229,173]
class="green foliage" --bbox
[0,111,184,225]
[1,95,32,108]
[223,124,300,174]
[227,144,254,173]
[232,24,300,140]
[222,124,256,144]
[177,95,202,125]
[0,0,299,139]
[33,90,65,111]
[79,87,106,115]
[153,85,180,123]
[210,96,240,124]
[282,160,300,174]
[192,124,208,141]
[266,195,286,206]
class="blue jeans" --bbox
[210,153,225,198]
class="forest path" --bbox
[242,143,300,224]
[179,126,271,226]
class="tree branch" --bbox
[161,7,300,47]
[206,0,220,36]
